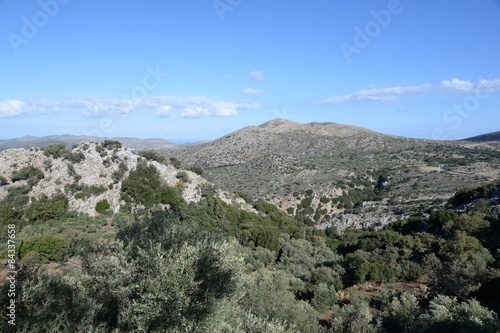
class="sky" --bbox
[0,0,499,142]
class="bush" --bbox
[138,149,166,163]
[25,194,68,223]
[11,165,44,183]
[95,200,111,213]
[43,143,68,158]
[0,176,7,186]
[121,161,161,206]
[101,140,122,150]
[160,187,186,212]
[184,165,205,176]
[169,157,182,168]
[64,151,85,163]
[176,171,190,183]
[18,234,70,262]
[354,262,395,283]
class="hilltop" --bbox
[462,131,500,143]
[165,118,415,167]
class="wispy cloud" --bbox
[318,78,500,105]
[0,100,26,118]
[241,88,265,95]
[0,96,261,119]
[156,105,173,117]
[250,70,265,81]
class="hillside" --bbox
[1,139,500,332]
[462,131,500,143]
[164,119,500,232]
[0,142,252,217]
[165,118,414,167]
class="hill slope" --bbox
[462,131,500,142]
[166,118,417,167]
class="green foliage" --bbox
[95,199,110,213]
[236,191,253,203]
[138,149,166,163]
[418,295,499,333]
[239,270,320,332]
[448,184,495,207]
[428,209,457,235]
[0,175,8,186]
[11,165,44,183]
[169,156,182,168]
[184,165,205,176]
[439,231,483,261]
[64,150,85,163]
[25,193,69,223]
[329,296,377,333]
[121,161,161,206]
[354,262,395,283]
[112,160,129,181]
[65,183,106,200]
[160,187,186,212]
[176,170,190,183]
[18,234,70,262]
[43,142,68,158]
[101,140,122,150]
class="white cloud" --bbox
[250,70,265,81]
[319,77,500,105]
[156,105,173,117]
[242,88,265,95]
[0,100,26,117]
[0,96,261,119]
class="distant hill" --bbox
[165,118,418,167]
[462,131,500,143]
[0,135,204,151]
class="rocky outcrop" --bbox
[0,143,250,216]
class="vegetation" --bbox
[95,199,111,214]
[0,138,499,332]
[10,165,44,183]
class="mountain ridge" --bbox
[0,134,205,151]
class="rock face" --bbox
[0,143,251,216]
[316,213,404,234]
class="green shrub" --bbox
[169,157,182,168]
[121,161,161,206]
[138,149,166,163]
[11,165,44,183]
[160,187,186,212]
[25,193,68,223]
[64,151,85,163]
[236,191,253,204]
[101,140,122,150]
[18,234,70,262]
[95,199,111,213]
[184,165,205,176]
[354,262,395,283]
[0,176,7,186]
[43,143,68,158]
[176,171,190,183]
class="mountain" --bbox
[462,131,500,142]
[164,119,500,232]
[0,135,203,151]
[165,118,418,168]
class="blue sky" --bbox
[0,0,499,142]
